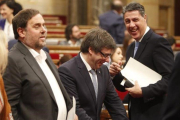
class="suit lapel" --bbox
[96,69,103,109]
[76,54,97,104]
[134,29,152,59]
[16,42,56,102]
[126,42,135,62]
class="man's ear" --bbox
[144,14,147,23]
[88,47,93,55]
[17,27,26,38]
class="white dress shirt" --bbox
[24,44,67,120]
[4,20,14,41]
[80,53,98,84]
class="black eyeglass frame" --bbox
[99,51,111,58]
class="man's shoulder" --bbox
[99,11,115,18]
[59,56,77,69]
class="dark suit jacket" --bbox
[3,41,72,120]
[58,54,128,120]
[161,53,180,120]
[0,19,5,30]
[113,29,174,120]
[99,11,125,44]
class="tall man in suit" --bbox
[58,28,128,120]
[99,0,125,44]
[3,9,77,120]
[110,2,174,120]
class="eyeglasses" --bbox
[99,51,111,58]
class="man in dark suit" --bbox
[58,28,128,120]
[110,2,174,120]
[99,0,125,44]
[161,53,180,120]
[3,9,77,120]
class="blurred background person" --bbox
[60,24,82,46]
[110,46,123,69]
[56,54,72,68]
[166,36,176,51]
[99,0,125,44]
[0,0,22,41]
[0,30,13,120]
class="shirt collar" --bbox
[138,26,150,42]
[80,52,92,72]
[22,43,47,61]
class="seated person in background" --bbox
[60,24,82,46]
[0,0,22,41]
[109,47,129,103]
[166,36,176,51]
[56,54,72,68]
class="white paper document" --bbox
[121,57,162,87]
[67,97,76,120]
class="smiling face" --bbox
[71,26,81,41]
[124,10,147,41]
[0,4,13,19]
[111,47,123,64]
[89,47,112,69]
[18,14,47,53]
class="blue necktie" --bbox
[134,42,139,57]
[90,69,98,99]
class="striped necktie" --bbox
[134,42,139,57]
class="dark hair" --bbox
[65,24,77,41]
[166,36,176,46]
[12,9,40,39]
[122,34,132,57]
[80,28,116,53]
[57,54,72,66]
[111,0,123,11]
[123,2,145,17]
[0,0,22,16]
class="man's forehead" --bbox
[101,48,113,53]
[124,11,142,18]
[28,14,45,24]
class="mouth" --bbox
[39,36,46,42]
[130,29,138,35]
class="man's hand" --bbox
[125,81,143,98]
[109,62,122,76]
[74,114,78,120]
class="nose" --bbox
[41,26,47,33]
[129,21,135,27]
[105,57,110,63]
[0,9,3,14]
[120,54,123,59]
